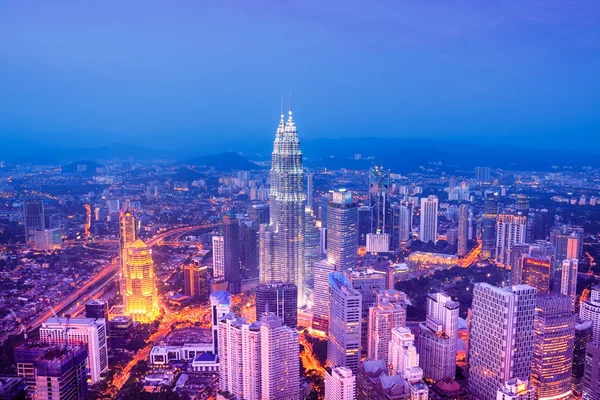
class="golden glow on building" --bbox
[123,239,160,323]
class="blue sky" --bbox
[1,0,599,152]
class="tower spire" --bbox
[289,92,293,115]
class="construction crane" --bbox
[49,305,71,350]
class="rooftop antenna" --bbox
[289,92,293,115]
[280,96,284,118]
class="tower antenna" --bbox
[280,96,284,118]
[289,92,293,115]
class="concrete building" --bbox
[327,190,358,271]
[212,235,225,280]
[183,264,209,300]
[580,285,600,345]
[367,290,407,362]
[34,346,88,400]
[255,283,297,328]
[419,196,438,243]
[481,191,499,259]
[312,259,336,334]
[210,290,231,354]
[457,204,469,257]
[561,259,579,312]
[325,366,356,400]
[495,214,527,266]
[573,320,594,396]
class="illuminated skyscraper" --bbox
[521,257,552,294]
[469,283,536,400]
[260,102,306,306]
[572,320,593,396]
[123,239,159,323]
[495,214,527,266]
[419,196,438,243]
[388,327,429,399]
[23,199,45,243]
[327,190,358,271]
[222,213,241,294]
[551,225,583,262]
[212,235,225,280]
[367,290,407,362]
[312,259,335,334]
[369,165,391,235]
[530,295,576,400]
[304,206,321,291]
[255,283,297,328]
[119,209,137,297]
[481,191,499,259]
[561,259,579,312]
[457,204,469,257]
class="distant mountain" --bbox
[186,152,266,171]
[61,160,104,174]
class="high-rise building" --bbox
[85,299,108,320]
[304,206,321,291]
[212,236,225,279]
[561,259,579,312]
[34,346,88,400]
[417,292,459,382]
[327,272,363,374]
[509,244,530,285]
[210,290,231,354]
[183,264,209,299]
[580,285,600,345]
[40,317,108,383]
[397,203,412,246]
[108,315,133,351]
[367,290,407,362]
[306,172,314,209]
[259,105,306,306]
[573,320,594,396]
[312,259,336,333]
[255,283,297,328]
[481,191,499,259]
[457,204,469,257]
[366,232,390,253]
[222,213,242,294]
[122,239,159,323]
[496,378,536,400]
[551,225,584,262]
[33,228,62,251]
[358,206,371,247]
[248,203,270,226]
[475,167,491,184]
[530,295,576,400]
[495,214,527,266]
[119,209,137,297]
[469,283,536,400]
[388,327,429,399]
[327,190,358,271]
[582,342,600,400]
[241,222,259,279]
[14,341,52,399]
[260,312,300,400]
[521,257,552,294]
[420,196,438,243]
[23,199,45,243]
[369,165,392,236]
[325,366,356,400]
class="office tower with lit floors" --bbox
[388,327,429,399]
[417,292,459,382]
[469,283,536,400]
[122,239,159,323]
[212,235,225,280]
[369,165,392,236]
[210,290,231,353]
[530,295,576,400]
[312,259,335,334]
[521,257,552,294]
[183,264,209,299]
[457,204,469,256]
[551,225,583,262]
[419,196,438,243]
[561,259,579,312]
[119,208,137,297]
[573,320,593,396]
[255,283,298,328]
[495,214,527,266]
[327,272,363,374]
[23,199,45,243]
[367,289,407,362]
[259,103,306,306]
[481,191,499,259]
[580,285,600,345]
[304,206,321,291]
[582,343,600,400]
[324,366,356,400]
[222,213,242,294]
[327,190,358,271]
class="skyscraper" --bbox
[325,366,356,400]
[210,290,231,353]
[34,346,88,400]
[580,285,600,345]
[183,264,209,299]
[327,190,358,271]
[248,203,270,226]
[419,196,438,243]
[358,206,371,247]
[304,206,321,291]
[417,292,459,382]
[260,104,306,306]
[312,259,336,334]
[583,343,600,400]
[327,272,363,374]
[457,204,469,257]
[23,199,45,243]
[388,327,429,399]
[475,167,491,184]
[530,295,576,400]
[306,172,314,209]
[222,213,241,294]
[119,209,137,297]
[551,225,584,262]
[241,222,259,279]
[123,239,159,323]
[212,235,225,280]
[369,165,391,235]
[495,214,527,266]
[521,257,552,294]
[397,203,412,246]
[367,290,407,362]
[481,191,499,259]
[469,283,536,400]
[255,283,298,328]
[561,259,579,312]
[573,320,593,396]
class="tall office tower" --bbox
[218,314,261,400]
[366,232,390,253]
[580,285,600,345]
[347,269,387,354]
[495,214,527,266]
[521,257,552,294]
[388,327,429,400]
[14,341,54,399]
[551,225,584,262]
[358,206,371,247]
[119,209,137,297]
[481,191,499,259]
[419,196,438,243]
[260,104,306,306]
[516,195,529,212]
[260,312,300,400]
[85,299,108,320]
[183,264,209,299]
[210,290,231,353]
[248,203,270,226]
[325,366,356,400]
[496,378,536,400]
[583,343,600,400]
[573,320,594,396]
[327,272,363,374]
[312,259,335,334]
[23,199,45,243]
[509,244,530,285]
[304,206,321,291]
[255,283,298,328]
[212,235,225,279]
[40,317,108,383]
[530,295,576,400]
[367,290,408,362]
[319,193,332,227]
[561,259,579,312]
[457,204,469,257]
[241,222,259,279]
[327,190,358,271]
[397,204,411,246]
[369,165,392,235]
[306,172,314,209]
[34,346,88,400]
[475,166,492,184]
[417,292,459,382]
[469,283,537,400]
[122,239,159,323]
[222,214,242,294]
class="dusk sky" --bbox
[1,0,599,153]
